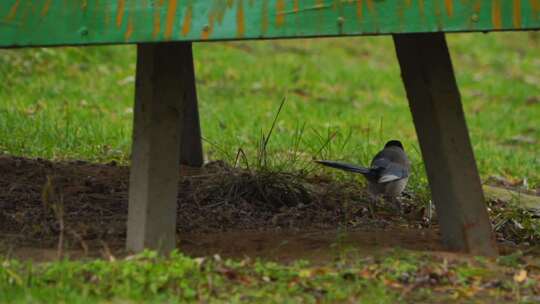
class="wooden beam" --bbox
[393,33,497,256]
[179,43,204,167]
[127,42,193,253]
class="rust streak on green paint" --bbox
[434,0,442,18]
[473,0,482,12]
[124,0,134,41]
[41,0,52,17]
[5,0,21,21]
[164,0,178,39]
[20,1,35,24]
[262,0,269,33]
[356,0,363,18]
[2,0,540,48]
[445,0,454,16]
[153,0,163,38]
[397,0,406,26]
[492,0,502,29]
[181,5,192,36]
[237,0,245,37]
[513,0,522,27]
[104,1,110,27]
[366,0,374,12]
[93,0,100,25]
[276,0,285,25]
[214,3,225,24]
[530,0,540,15]
[201,13,214,39]
[116,0,125,27]
[125,15,134,40]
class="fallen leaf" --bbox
[526,96,540,105]
[514,269,528,283]
[505,135,536,145]
[299,269,313,278]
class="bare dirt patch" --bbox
[0,155,530,262]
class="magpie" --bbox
[315,140,410,200]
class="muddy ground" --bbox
[0,155,533,261]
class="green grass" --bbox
[1,249,539,303]
[0,32,538,191]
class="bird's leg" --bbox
[366,193,381,219]
[387,196,403,215]
[367,199,376,218]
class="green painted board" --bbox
[1,0,540,48]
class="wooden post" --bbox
[393,33,497,256]
[127,42,195,253]
[179,43,204,167]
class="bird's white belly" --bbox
[368,177,408,198]
[384,177,408,197]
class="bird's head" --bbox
[384,140,404,150]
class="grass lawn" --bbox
[1,32,539,303]
[2,249,540,303]
[0,32,538,189]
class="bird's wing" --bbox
[378,172,404,183]
[371,158,409,184]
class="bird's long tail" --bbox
[315,160,371,175]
